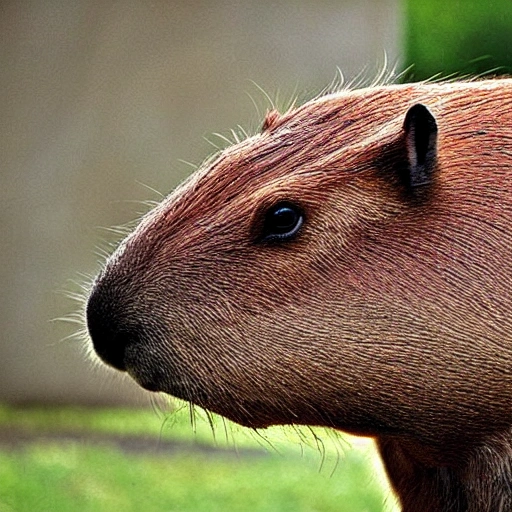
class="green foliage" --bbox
[0,405,398,512]
[405,0,512,81]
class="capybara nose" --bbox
[86,280,132,371]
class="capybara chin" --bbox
[87,78,512,512]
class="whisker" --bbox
[135,180,165,200]
[250,428,281,455]
[248,80,276,111]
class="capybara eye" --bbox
[261,202,304,242]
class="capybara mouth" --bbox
[123,344,171,393]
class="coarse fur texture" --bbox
[87,78,512,511]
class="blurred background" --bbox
[1,1,511,511]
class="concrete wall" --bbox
[0,0,403,405]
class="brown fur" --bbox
[87,79,512,511]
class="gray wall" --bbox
[1,0,402,405]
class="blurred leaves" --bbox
[404,0,512,80]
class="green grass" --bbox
[0,404,398,512]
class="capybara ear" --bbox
[403,103,438,189]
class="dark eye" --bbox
[260,202,304,243]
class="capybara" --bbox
[87,79,512,511]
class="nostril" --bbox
[86,281,133,371]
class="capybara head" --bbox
[87,79,512,473]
